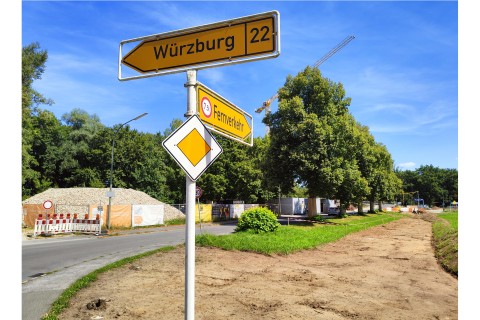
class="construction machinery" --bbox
[255,35,355,133]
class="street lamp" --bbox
[106,112,148,230]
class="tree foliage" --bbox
[22,42,54,198]
[396,165,458,206]
[264,66,394,213]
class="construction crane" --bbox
[312,35,355,68]
[255,35,355,133]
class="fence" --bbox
[132,204,165,227]
[22,204,90,228]
[33,213,101,237]
[23,204,167,229]
[171,203,280,222]
[26,202,288,230]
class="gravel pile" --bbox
[22,188,185,222]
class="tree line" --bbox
[22,42,457,210]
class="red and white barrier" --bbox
[33,219,48,236]
[71,219,101,234]
[33,214,102,236]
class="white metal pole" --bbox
[185,69,197,320]
[107,138,115,230]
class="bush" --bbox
[308,215,326,222]
[235,207,280,233]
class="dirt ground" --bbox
[58,216,458,320]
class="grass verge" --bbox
[431,211,458,276]
[197,212,403,255]
[41,245,177,320]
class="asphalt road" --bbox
[22,223,236,320]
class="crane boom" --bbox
[313,35,355,68]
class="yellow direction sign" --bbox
[162,115,223,181]
[119,11,280,80]
[196,82,253,146]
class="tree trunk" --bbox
[370,200,375,213]
[357,201,364,214]
[378,201,383,212]
[307,197,316,218]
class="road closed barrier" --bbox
[33,213,101,236]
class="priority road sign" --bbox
[196,82,253,146]
[118,11,280,80]
[162,115,223,181]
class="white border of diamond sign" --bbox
[162,114,223,181]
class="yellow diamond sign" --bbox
[177,129,211,166]
[162,115,222,181]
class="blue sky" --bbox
[20,1,459,170]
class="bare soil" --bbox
[59,216,458,320]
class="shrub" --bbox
[308,215,326,222]
[235,207,280,233]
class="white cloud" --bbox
[365,99,457,134]
[398,162,416,170]
[128,2,222,32]
[199,69,225,88]
[345,64,457,135]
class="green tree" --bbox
[112,129,169,201]
[163,131,272,204]
[30,109,68,189]
[22,42,54,198]
[395,165,458,207]
[395,168,417,205]
[416,165,445,206]
[262,96,305,195]
[251,136,277,202]
[198,135,264,203]
[264,66,371,214]
[353,124,376,213]
[60,109,106,187]
[363,141,402,212]
[22,42,52,117]
[441,168,458,205]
